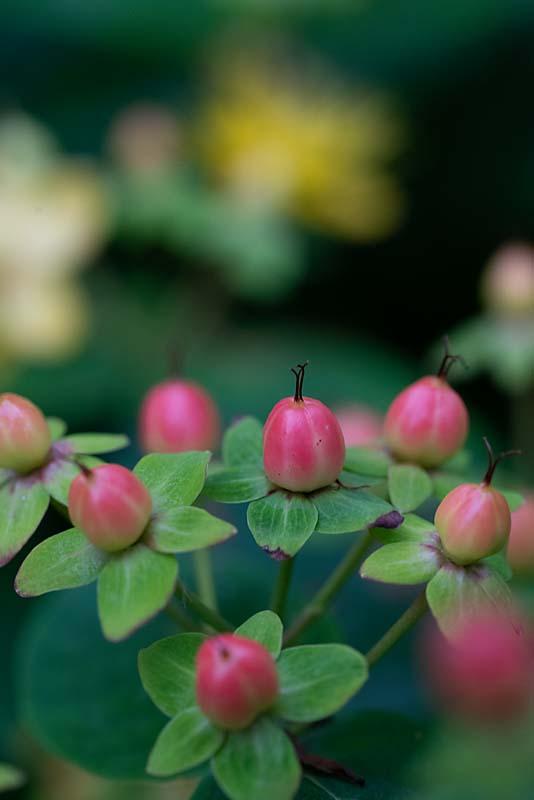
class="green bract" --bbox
[0,417,129,565]
[0,764,25,793]
[361,511,516,637]
[138,611,368,800]
[203,418,402,558]
[15,451,235,641]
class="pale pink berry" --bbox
[68,464,152,552]
[422,612,534,724]
[384,372,468,469]
[0,393,51,473]
[263,363,345,493]
[335,404,383,447]
[139,379,220,454]
[196,634,279,730]
[507,493,534,575]
[434,439,518,565]
[481,242,534,317]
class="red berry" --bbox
[139,379,220,454]
[196,634,279,730]
[384,376,468,468]
[434,439,518,565]
[335,404,383,447]
[422,612,534,724]
[507,493,534,575]
[0,393,51,473]
[68,464,152,552]
[263,363,345,493]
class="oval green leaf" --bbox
[361,541,441,586]
[147,706,223,778]
[387,464,432,512]
[213,718,301,800]
[372,513,436,544]
[247,491,318,558]
[344,447,391,478]
[134,452,211,511]
[222,417,263,468]
[0,479,49,566]
[46,417,67,442]
[235,611,283,659]
[276,644,368,723]
[42,455,102,506]
[313,487,398,535]
[203,466,271,504]
[145,506,236,553]
[97,544,178,641]
[138,632,206,718]
[15,528,108,597]
[63,433,130,455]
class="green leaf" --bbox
[63,433,129,455]
[222,417,263,468]
[441,449,471,473]
[387,464,432,512]
[235,611,283,659]
[247,491,318,558]
[138,632,206,718]
[212,718,301,800]
[361,541,441,585]
[426,562,515,637]
[0,764,25,792]
[135,451,211,511]
[145,506,236,553]
[372,513,436,544]
[42,455,101,505]
[203,466,271,504]
[499,488,524,513]
[0,478,49,565]
[313,487,399,535]
[432,472,465,500]
[338,469,385,488]
[147,706,223,777]
[97,544,178,641]
[483,550,513,581]
[16,584,175,779]
[15,528,108,596]
[344,447,391,478]
[276,644,368,723]
[191,777,227,800]
[47,417,67,442]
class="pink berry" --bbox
[0,393,51,473]
[507,493,534,575]
[434,439,517,565]
[68,464,152,552]
[422,612,534,724]
[481,242,534,317]
[263,363,345,493]
[335,404,383,447]
[384,372,468,469]
[196,634,279,730]
[139,379,220,454]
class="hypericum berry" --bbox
[196,634,279,730]
[383,341,468,468]
[68,464,152,552]
[139,379,220,454]
[0,393,51,473]
[481,242,534,317]
[435,439,519,565]
[263,362,345,493]
[507,493,534,576]
[335,404,383,447]
[422,612,533,724]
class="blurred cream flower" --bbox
[0,114,109,362]
[195,51,404,240]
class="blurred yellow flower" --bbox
[0,114,109,362]
[195,52,404,241]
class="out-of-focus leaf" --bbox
[247,491,318,557]
[0,479,49,565]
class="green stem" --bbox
[284,530,374,646]
[165,601,199,632]
[193,549,218,610]
[365,590,428,668]
[270,558,295,621]
[175,579,233,633]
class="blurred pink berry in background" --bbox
[421,611,534,725]
[481,242,534,317]
[334,404,383,447]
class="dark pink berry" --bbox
[196,634,279,730]
[335,404,383,447]
[263,363,345,493]
[139,379,220,454]
[0,393,51,473]
[68,464,152,552]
